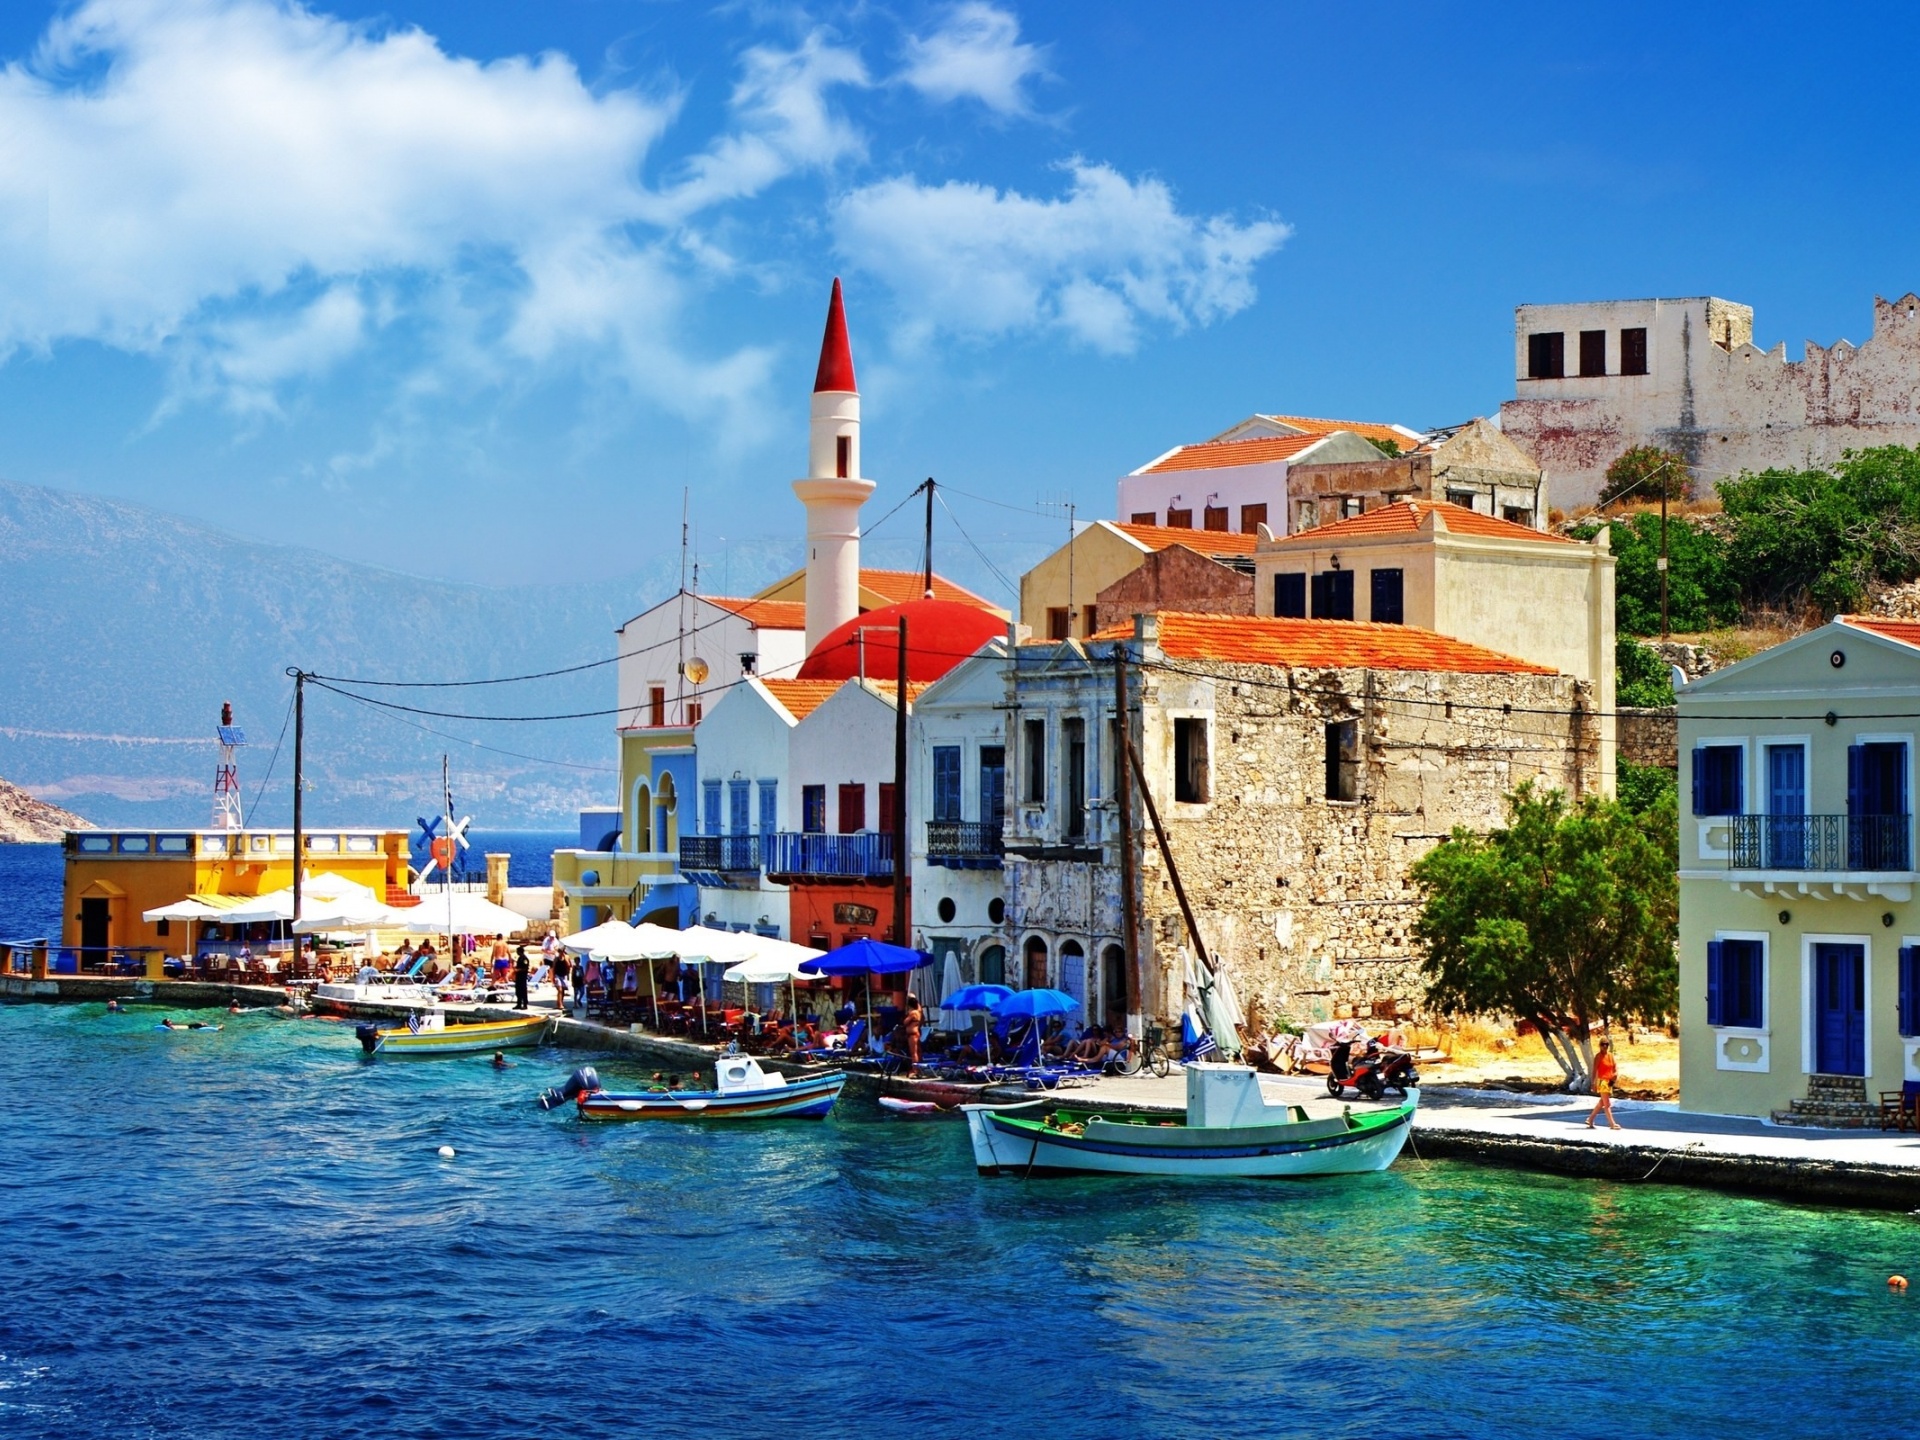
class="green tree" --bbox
[1600,445,1693,506]
[1411,782,1679,1091]
[1617,760,1678,816]
[1368,435,1402,457]
[1719,444,1920,613]
[1582,513,1740,635]
[1616,635,1674,707]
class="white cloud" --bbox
[834,162,1290,353]
[900,2,1044,116]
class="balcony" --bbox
[765,832,894,882]
[926,820,1004,869]
[679,835,762,873]
[1727,814,1911,873]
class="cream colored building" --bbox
[1254,500,1616,792]
[1678,617,1920,1121]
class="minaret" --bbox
[793,277,875,653]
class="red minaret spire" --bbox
[812,277,857,393]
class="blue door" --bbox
[1767,744,1805,868]
[1814,942,1866,1075]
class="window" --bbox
[1203,505,1229,532]
[1082,606,1098,638]
[1131,511,1158,526]
[1064,717,1087,839]
[758,780,778,834]
[728,779,751,835]
[980,746,1006,830]
[1901,945,1920,1037]
[1706,938,1764,1029]
[686,702,702,727]
[1173,717,1209,803]
[702,780,721,836]
[1310,569,1355,620]
[838,784,866,834]
[1024,936,1049,989]
[1166,508,1193,529]
[649,685,666,727]
[1370,568,1405,625]
[1848,740,1910,868]
[802,785,827,834]
[876,782,897,834]
[1023,719,1046,803]
[933,746,963,822]
[1764,743,1807,866]
[1578,329,1607,377]
[1325,720,1358,801]
[1445,488,1477,510]
[1240,503,1267,534]
[1274,573,1307,618]
[836,434,851,478]
[1527,331,1565,379]
[1690,744,1743,816]
[1047,607,1070,641]
[1502,506,1533,527]
[1620,327,1649,376]
[1341,497,1364,519]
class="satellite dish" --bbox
[683,656,711,685]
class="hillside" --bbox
[0,775,89,842]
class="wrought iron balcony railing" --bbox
[926,820,1004,868]
[766,831,894,880]
[1726,814,1911,872]
[679,835,762,873]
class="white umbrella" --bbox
[559,921,683,959]
[937,951,964,1016]
[142,897,226,922]
[395,890,528,937]
[721,936,825,1039]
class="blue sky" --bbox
[0,0,1917,589]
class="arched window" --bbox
[1059,940,1086,1025]
[1101,944,1127,1027]
[977,944,1006,985]
[1023,935,1048,990]
[656,772,678,853]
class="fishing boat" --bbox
[354,1010,552,1057]
[537,1055,846,1121]
[963,1063,1416,1178]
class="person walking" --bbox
[513,945,531,1011]
[1586,1037,1621,1130]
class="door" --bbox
[1064,719,1086,841]
[979,747,1005,835]
[1767,744,1805,868]
[1814,942,1866,1076]
[1849,741,1909,869]
[79,897,109,965]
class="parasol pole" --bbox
[650,954,661,1030]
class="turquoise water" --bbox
[1,1004,1917,1439]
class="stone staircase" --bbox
[1771,1074,1879,1129]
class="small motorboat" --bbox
[355,1010,552,1057]
[963,1062,1416,1178]
[538,1055,846,1121]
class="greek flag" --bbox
[1181,1007,1217,1061]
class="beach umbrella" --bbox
[800,938,931,1040]
[991,988,1077,1020]
[940,983,1012,1061]
[722,939,826,1038]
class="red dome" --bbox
[797,598,1004,682]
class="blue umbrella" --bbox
[798,938,930,977]
[991,988,1077,1019]
[943,983,1013,1011]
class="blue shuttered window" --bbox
[1900,945,1920,1037]
[728,779,751,835]
[933,746,962,822]
[758,780,778,834]
[1691,745,1743,816]
[702,780,721,836]
[1707,938,1764,1029]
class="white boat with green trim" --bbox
[963,1063,1416,1179]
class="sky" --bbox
[1,0,1918,593]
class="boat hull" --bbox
[963,1094,1416,1178]
[371,1016,553,1056]
[577,1072,846,1121]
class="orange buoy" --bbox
[1889,1275,1909,1291]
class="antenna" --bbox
[1039,493,1078,637]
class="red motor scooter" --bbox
[1326,1037,1419,1101]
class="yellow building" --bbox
[62,826,410,962]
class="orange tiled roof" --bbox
[759,678,841,721]
[1842,617,1920,649]
[1094,611,1554,675]
[1258,414,1417,449]
[1139,432,1330,474]
[862,679,935,707]
[860,569,998,610]
[1113,522,1260,555]
[1269,499,1570,547]
[704,596,809,628]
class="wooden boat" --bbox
[539,1055,846,1121]
[963,1063,1416,1178]
[355,1011,552,1057]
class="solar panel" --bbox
[216,726,247,746]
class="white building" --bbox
[615,594,808,732]
[1117,414,1423,536]
[1500,292,1920,510]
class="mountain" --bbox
[0,480,1038,828]
[0,774,89,842]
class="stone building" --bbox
[1019,521,1256,640]
[1002,612,1600,1034]
[1285,417,1545,532]
[1500,292,1920,509]
[1089,543,1254,634]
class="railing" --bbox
[679,835,763,872]
[1727,814,1911,872]
[766,832,894,880]
[926,820,1004,867]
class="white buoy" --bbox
[437,1145,455,1159]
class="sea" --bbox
[5,839,1920,1436]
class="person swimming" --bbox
[491,1051,509,1069]
[106,999,122,1013]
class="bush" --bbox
[1719,445,1920,613]
[1583,512,1740,636]
[1617,635,1674,708]
[1617,760,1678,816]
[1600,445,1692,506]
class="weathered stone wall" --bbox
[1091,544,1252,634]
[1618,705,1677,769]
[1131,659,1598,1029]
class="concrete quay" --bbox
[0,973,288,1008]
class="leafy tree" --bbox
[1411,782,1678,1091]
[1583,513,1740,635]
[1367,435,1402,457]
[1600,445,1693,506]
[1616,635,1674,707]
[1617,760,1678,816]
[1719,445,1920,613]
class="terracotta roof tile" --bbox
[1112,522,1260,555]
[859,569,1000,611]
[759,678,842,721]
[704,596,810,628]
[1267,499,1569,547]
[1257,414,1418,449]
[1842,617,1920,649]
[1093,611,1554,675]
[1139,432,1330,474]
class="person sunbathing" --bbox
[1065,1023,1109,1063]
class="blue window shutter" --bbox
[1848,744,1866,816]
[1903,946,1919,1036]
[1706,940,1724,1027]
[758,781,777,834]
[1691,749,1709,816]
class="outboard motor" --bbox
[537,1065,601,1111]
[355,1022,382,1055]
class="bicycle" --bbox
[1118,1022,1174,1079]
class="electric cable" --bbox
[935,490,1020,600]
[313,682,618,773]
[243,690,295,825]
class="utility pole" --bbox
[921,477,935,599]
[1659,479,1670,639]
[286,668,307,937]
[891,616,911,947]
[1112,647,1140,1028]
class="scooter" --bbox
[1326,1038,1420,1101]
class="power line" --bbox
[243,689,295,825]
[316,682,618,773]
[935,490,1019,600]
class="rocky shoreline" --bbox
[0,775,88,843]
